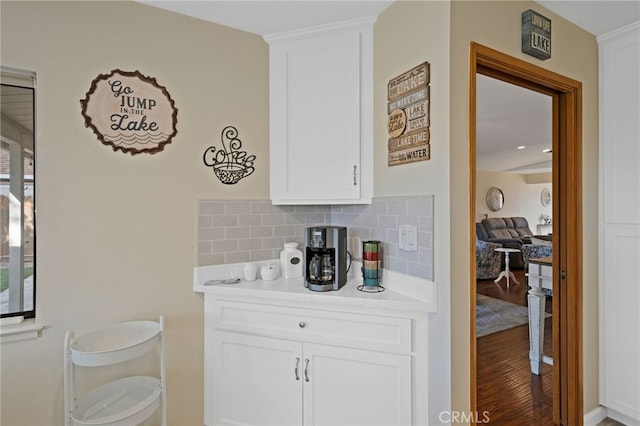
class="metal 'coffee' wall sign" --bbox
[522,9,552,60]
[203,126,256,185]
[80,69,178,155]
[387,62,431,166]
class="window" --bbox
[1,67,36,319]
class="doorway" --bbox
[469,43,583,425]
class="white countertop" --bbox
[193,261,437,314]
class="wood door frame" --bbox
[469,43,583,425]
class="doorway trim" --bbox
[469,42,583,425]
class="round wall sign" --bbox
[80,69,178,155]
[486,186,504,212]
[541,188,551,206]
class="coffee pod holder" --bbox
[358,240,385,293]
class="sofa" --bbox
[476,217,534,269]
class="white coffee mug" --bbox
[243,263,258,281]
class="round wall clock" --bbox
[541,188,551,206]
[486,186,504,212]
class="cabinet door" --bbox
[210,331,302,426]
[269,31,363,203]
[302,343,412,426]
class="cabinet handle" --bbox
[294,357,300,381]
[353,165,358,186]
[304,358,310,382]
[298,322,306,328]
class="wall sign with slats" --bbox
[386,62,431,166]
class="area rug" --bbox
[476,294,549,338]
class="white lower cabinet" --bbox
[302,343,411,426]
[205,299,415,426]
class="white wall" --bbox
[476,170,552,232]
[0,2,269,424]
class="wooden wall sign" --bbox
[387,62,430,166]
[80,69,178,155]
[522,9,551,60]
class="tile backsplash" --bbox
[197,195,433,280]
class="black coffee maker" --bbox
[305,226,347,291]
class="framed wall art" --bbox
[80,69,178,155]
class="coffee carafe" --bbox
[304,226,347,291]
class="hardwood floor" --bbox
[476,268,554,425]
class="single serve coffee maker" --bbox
[305,226,347,291]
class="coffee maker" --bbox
[305,226,347,291]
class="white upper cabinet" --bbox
[265,17,375,204]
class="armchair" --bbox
[476,240,503,280]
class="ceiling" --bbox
[138,1,639,38]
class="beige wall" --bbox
[0,1,269,424]
[450,0,599,419]
[476,170,553,228]
[374,2,452,421]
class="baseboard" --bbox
[584,406,608,426]
[607,408,640,426]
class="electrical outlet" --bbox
[352,236,362,259]
[399,225,417,251]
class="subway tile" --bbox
[226,200,252,213]
[198,215,212,228]
[212,240,239,253]
[239,239,262,251]
[199,200,226,214]
[226,227,251,239]
[273,224,297,237]
[251,201,274,213]
[199,227,225,241]
[225,251,251,264]
[251,249,275,262]
[251,226,274,238]
[262,213,286,225]
[262,237,285,250]
[212,214,238,227]
[378,215,398,229]
[387,199,408,215]
[238,214,262,226]
[199,253,225,266]
[196,196,433,280]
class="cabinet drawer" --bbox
[211,301,411,353]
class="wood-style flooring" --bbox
[476,268,554,425]
[476,269,624,425]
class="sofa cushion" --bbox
[512,217,533,237]
[476,222,490,241]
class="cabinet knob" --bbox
[298,322,306,328]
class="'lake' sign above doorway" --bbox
[522,9,552,61]
[80,69,178,155]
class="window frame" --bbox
[1,66,37,320]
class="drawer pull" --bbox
[298,322,306,329]
[304,358,310,382]
[294,357,300,381]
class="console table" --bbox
[526,256,553,375]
